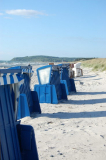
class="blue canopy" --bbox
[0,65,34,86]
[0,69,23,85]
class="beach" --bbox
[20,65,106,160]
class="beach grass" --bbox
[81,58,106,71]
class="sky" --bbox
[0,0,106,60]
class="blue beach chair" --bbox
[58,63,76,95]
[34,65,67,104]
[9,65,41,120]
[0,68,39,160]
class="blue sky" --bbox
[0,0,106,60]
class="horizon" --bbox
[0,0,106,60]
[0,55,98,61]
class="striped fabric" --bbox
[0,65,34,86]
[0,73,23,86]
[22,68,34,74]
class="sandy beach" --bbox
[21,65,106,160]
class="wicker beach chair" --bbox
[0,68,39,160]
[9,65,41,120]
[34,65,67,104]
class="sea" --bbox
[0,62,48,68]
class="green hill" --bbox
[10,55,94,62]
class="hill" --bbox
[10,55,94,62]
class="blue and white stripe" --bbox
[0,73,23,85]
[22,68,34,77]
[0,65,34,86]
[22,68,34,74]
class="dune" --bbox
[21,65,106,160]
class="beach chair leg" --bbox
[60,80,69,95]
[60,83,68,100]
[17,94,30,120]
[70,79,76,92]
[51,85,58,104]
[31,91,41,114]
[17,124,39,160]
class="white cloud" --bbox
[6,9,48,17]
[0,13,3,15]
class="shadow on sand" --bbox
[32,111,106,119]
[75,75,97,79]
[76,92,106,95]
[63,98,106,105]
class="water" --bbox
[0,62,48,68]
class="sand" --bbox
[21,66,106,160]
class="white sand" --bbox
[21,66,106,160]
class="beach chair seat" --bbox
[34,65,67,104]
[58,64,76,95]
[72,62,83,77]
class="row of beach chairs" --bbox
[0,63,77,160]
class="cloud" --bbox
[6,9,48,17]
[0,13,3,15]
